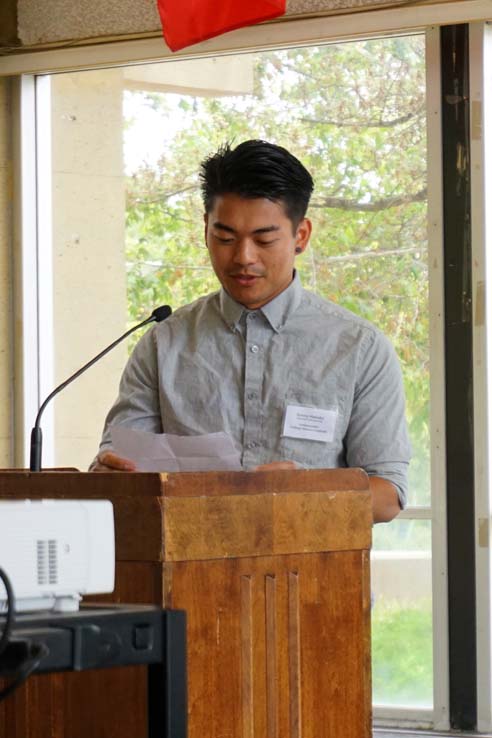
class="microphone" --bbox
[29,305,172,472]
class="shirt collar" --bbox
[219,271,303,333]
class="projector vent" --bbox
[37,539,58,585]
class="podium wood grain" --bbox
[0,468,372,737]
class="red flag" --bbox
[157,0,286,52]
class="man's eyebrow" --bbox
[212,222,236,233]
[252,225,280,235]
[212,222,280,235]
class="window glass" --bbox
[46,34,430,710]
[372,520,433,708]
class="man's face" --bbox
[205,194,311,310]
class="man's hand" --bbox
[90,451,137,472]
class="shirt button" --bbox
[247,392,257,400]
[247,441,259,449]
[250,344,259,353]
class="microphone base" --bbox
[30,427,43,472]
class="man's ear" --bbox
[294,218,312,255]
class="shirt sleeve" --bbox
[344,329,412,508]
[94,326,163,460]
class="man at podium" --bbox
[91,140,411,524]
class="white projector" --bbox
[0,499,115,613]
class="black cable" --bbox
[0,642,49,703]
[0,569,51,703]
[0,568,14,658]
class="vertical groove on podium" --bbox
[51,673,65,738]
[265,574,278,738]
[288,571,301,738]
[240,575,254,738]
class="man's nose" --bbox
[233,238,257,265]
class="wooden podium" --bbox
[0,468,372,738]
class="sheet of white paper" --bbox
[110,426,242,472]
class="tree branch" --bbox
[300,107,425,129]
[130,262,214,272]
[127,183,199,206]
[311,188,427,212]
[313,245,425,264]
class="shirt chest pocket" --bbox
[272,385,349,467]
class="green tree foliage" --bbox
[372,599,433,705]
[125,35,429,506]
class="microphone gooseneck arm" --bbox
[29,305,172,472]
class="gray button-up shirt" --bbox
[99,274,411,505]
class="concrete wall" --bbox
[50,69,127,469]
[371,551,432,603]
[3,0,459,48]
[0,79,12,467]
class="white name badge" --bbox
[282,404,338,443]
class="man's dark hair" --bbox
[200,140,314,228]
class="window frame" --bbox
[470,20,492,733]
[0,0,490,77]
[11,75,55,467]
[426,24,450,732]
[5,8,492,732]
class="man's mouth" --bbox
[229,273,262,286]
